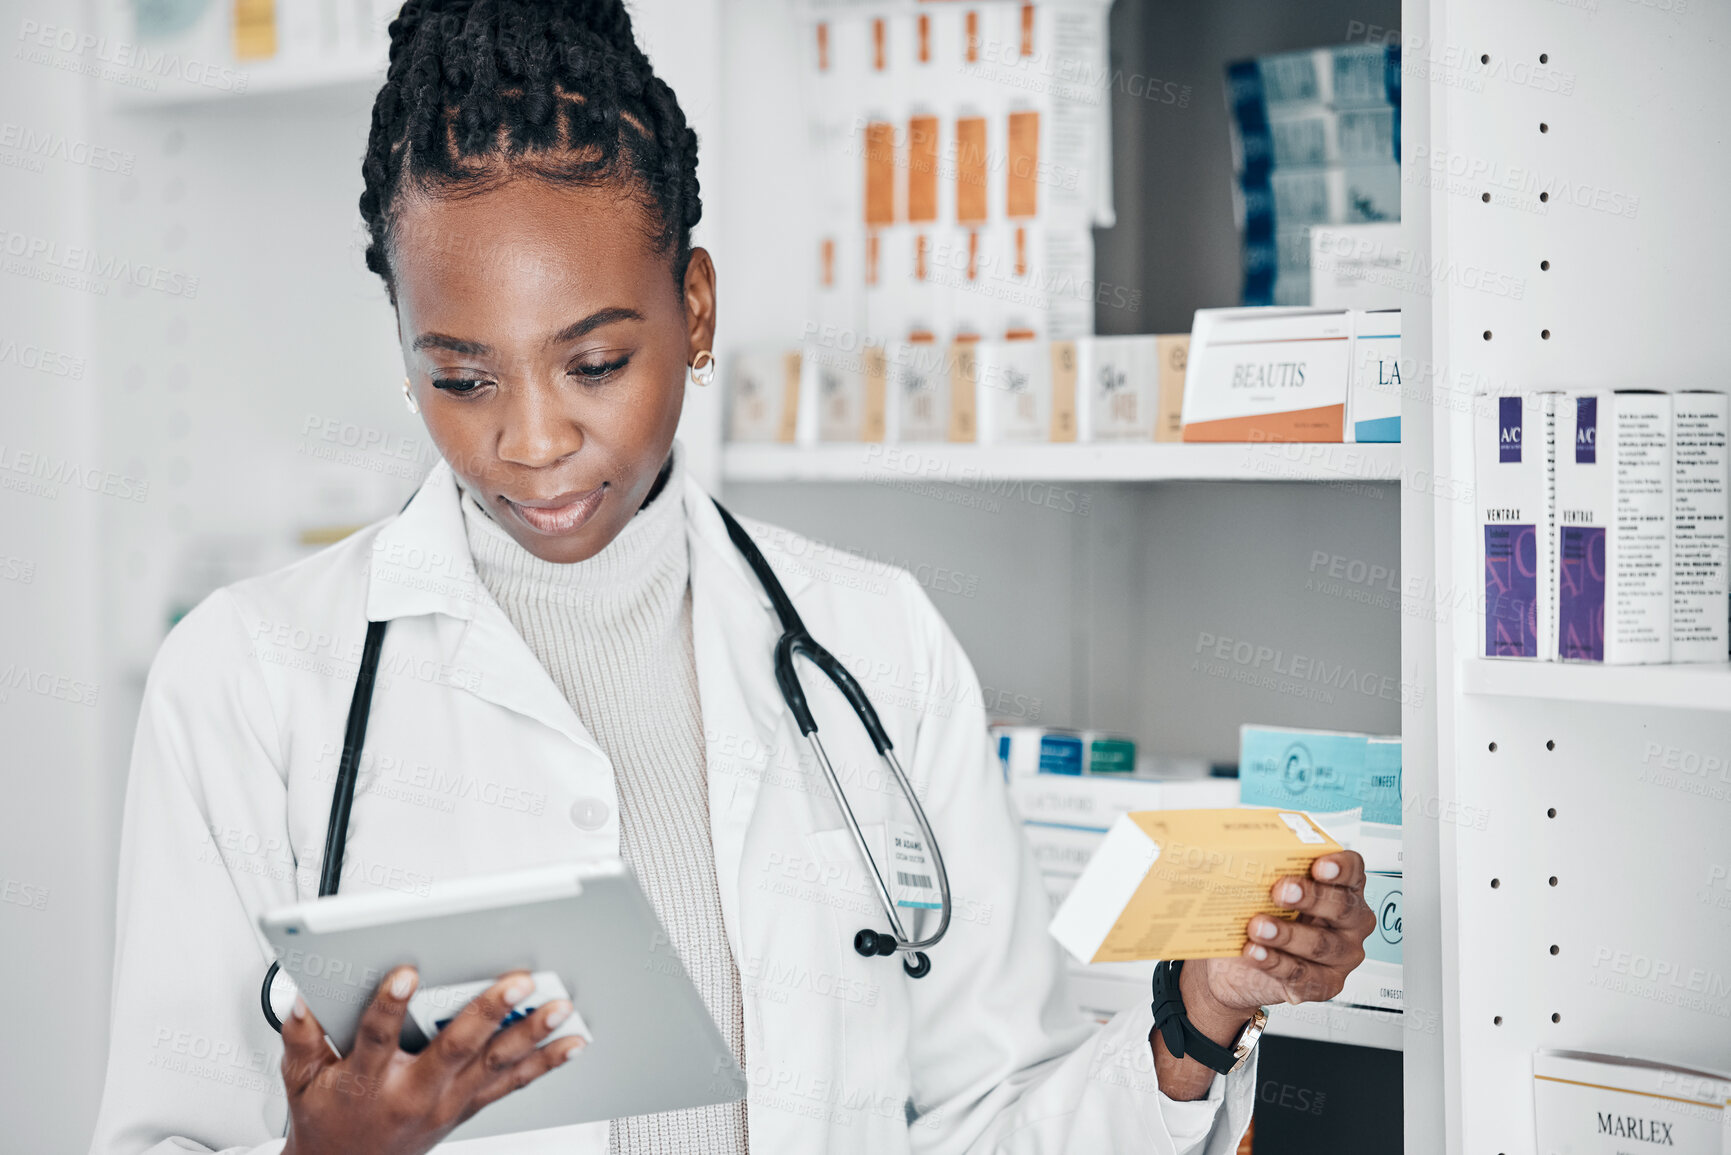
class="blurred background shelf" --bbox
[721,442,1401,484]
[1460,659,1731,714]
[111,53,387,110]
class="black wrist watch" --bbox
[1150,959,1267,1076]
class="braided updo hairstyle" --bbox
[359,0,702,303]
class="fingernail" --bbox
[544,1002,571,1030]
[1255,919,1279,940]
[391,969,417,1000]
[292,996,308,1021]
[504,977,534,1005]
[1316,859,1341,881]
[1250,945,1268,962]
[1280,881,1304,904]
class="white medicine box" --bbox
[726,348,801,444]
[1079,336,1159,441]
[1349,308,1400,443]
[976,340,1078,443]
[1182,307,1352,442]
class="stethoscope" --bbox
[261,497,951,1032]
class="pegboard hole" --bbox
[1551,1012,1562,1023]
[1542,329,1552,340]
[1481,53,1491,64]
[1540,260,1551,271]
[1550,945,1560,955]
[1488,741,1499,752]
[1481,192,1492,203]
[1547,807,1557,818]
[1546,739,1555,751]
[1540,122,1549,133]
[1540,191,1551,203]
[1483,330,1494,341]
[1493,1015,1503,1026]
[1490,877,1501,889]
[1539,52,1549,63]
[1549,876,1559,887]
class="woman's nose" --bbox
[495,378,583,469]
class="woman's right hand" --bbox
[280,967,584,1155]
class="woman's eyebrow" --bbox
[411,332,490,355]
[410,307,645,356]
[546,307,645,345]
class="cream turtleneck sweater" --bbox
[460,448,747,1155]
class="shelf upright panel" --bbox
[1409,0,1731,1152]
[1401,0,1450,1151]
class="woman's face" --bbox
[389,177,715,564]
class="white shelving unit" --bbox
[1402,0,1731,1152]
[1460,660,1731,714]
[112,54,386,110]
[722,441,1402,484]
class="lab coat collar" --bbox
[365,448,812,625]
[365,457,486,624]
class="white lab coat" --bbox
[89,451,1256,1154]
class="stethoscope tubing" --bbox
[260,497,952,1032]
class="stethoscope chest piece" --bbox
[855,929,932,978]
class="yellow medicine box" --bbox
[1049,808,1341,963]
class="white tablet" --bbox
[259,859,746,1142]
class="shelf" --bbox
[1263,1001,1405,1052]
[1460,659,1731,713]
[722,442,1402,484]
[113,53,386,110]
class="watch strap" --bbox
[1149,959,1248,1076]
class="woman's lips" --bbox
[501,484,607,536]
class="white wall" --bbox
[1,1,111,1148]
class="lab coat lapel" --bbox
[367,459,608,761]
[684,474,811,959]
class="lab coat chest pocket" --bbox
[285,675,618,901]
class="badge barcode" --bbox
[897,871,933,889]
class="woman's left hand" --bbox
[1194,850,1376,1012]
